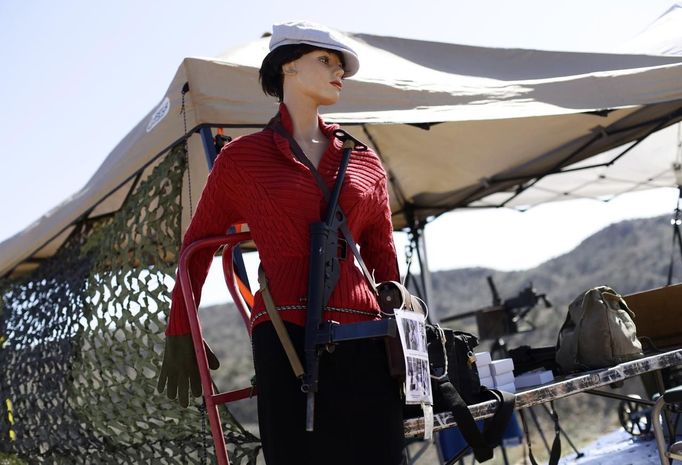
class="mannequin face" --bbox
[282,49,346,106]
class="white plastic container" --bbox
[489,358,514,376]
[479,375,494,388]
[495,381,516,393]
[475,351,492,366]
[493,371,515,387]
[514,370,554,389]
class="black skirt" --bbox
[252,321,405,465]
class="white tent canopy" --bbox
[3,13,682,278]
[619,3,682,55]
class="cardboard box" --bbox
[480,375,494,388]
[624,283,682,349]
[490,358,514,376]
[495,381,516,393]
[475,351,492,366]
[493,371,515,386]
[515,370,554,389]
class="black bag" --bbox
[429,327,481,406]
[406,325,516,463]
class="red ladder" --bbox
[177,232,256,465]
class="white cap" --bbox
[269,20,360,77]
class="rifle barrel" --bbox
[440,305,505,323]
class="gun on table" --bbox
[441,276,552,340]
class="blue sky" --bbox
[1,1,680,304]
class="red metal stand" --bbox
[177,232,256,465]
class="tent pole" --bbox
[667,185,682,286]
[199,126,218,169]
[413,222,437,323]
[198,126,251,291]
[420,225,437,323]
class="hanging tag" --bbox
[395,309,433,407]
[422,402,434,440]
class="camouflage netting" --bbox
[0,144,260,464]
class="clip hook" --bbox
[333,129,367,151]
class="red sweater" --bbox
[165,104,399,336]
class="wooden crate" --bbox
[624,283,682,350]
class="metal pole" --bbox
[584,389,656,406]
[500,442,510,465]
[654,369,676,440]
[667,185,682,286]
[199,126,218,169]
[414,224,438,322]
[198,127,252,292]
[528,407,551,454]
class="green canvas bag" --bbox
[556,286,643,373]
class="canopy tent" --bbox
[3,14,682,279]
[618,3,682,55]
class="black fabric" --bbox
[508,345,559,375]
[420,326,481,407]
[436,379,493,463]
[481,389,516,450]
[406,326,515,463]
[441,329,481,405]
[252,321,405,465]
[434,382,516,463]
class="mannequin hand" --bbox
[157,334,220,408]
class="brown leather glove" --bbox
[157,334,220,408]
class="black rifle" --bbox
[441,276,552,340]
[268,119,398,431]
[302,138,353,431]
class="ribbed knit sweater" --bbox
[165,104,399,336]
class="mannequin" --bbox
[157,21,405,465]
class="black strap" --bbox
[268,116,378,293]
[438,379,493,463]
[436,380,515,464]
[481,388,516,448]
[546,402,562,465]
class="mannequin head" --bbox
[259,21,359,104]
[260,45,345,104]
